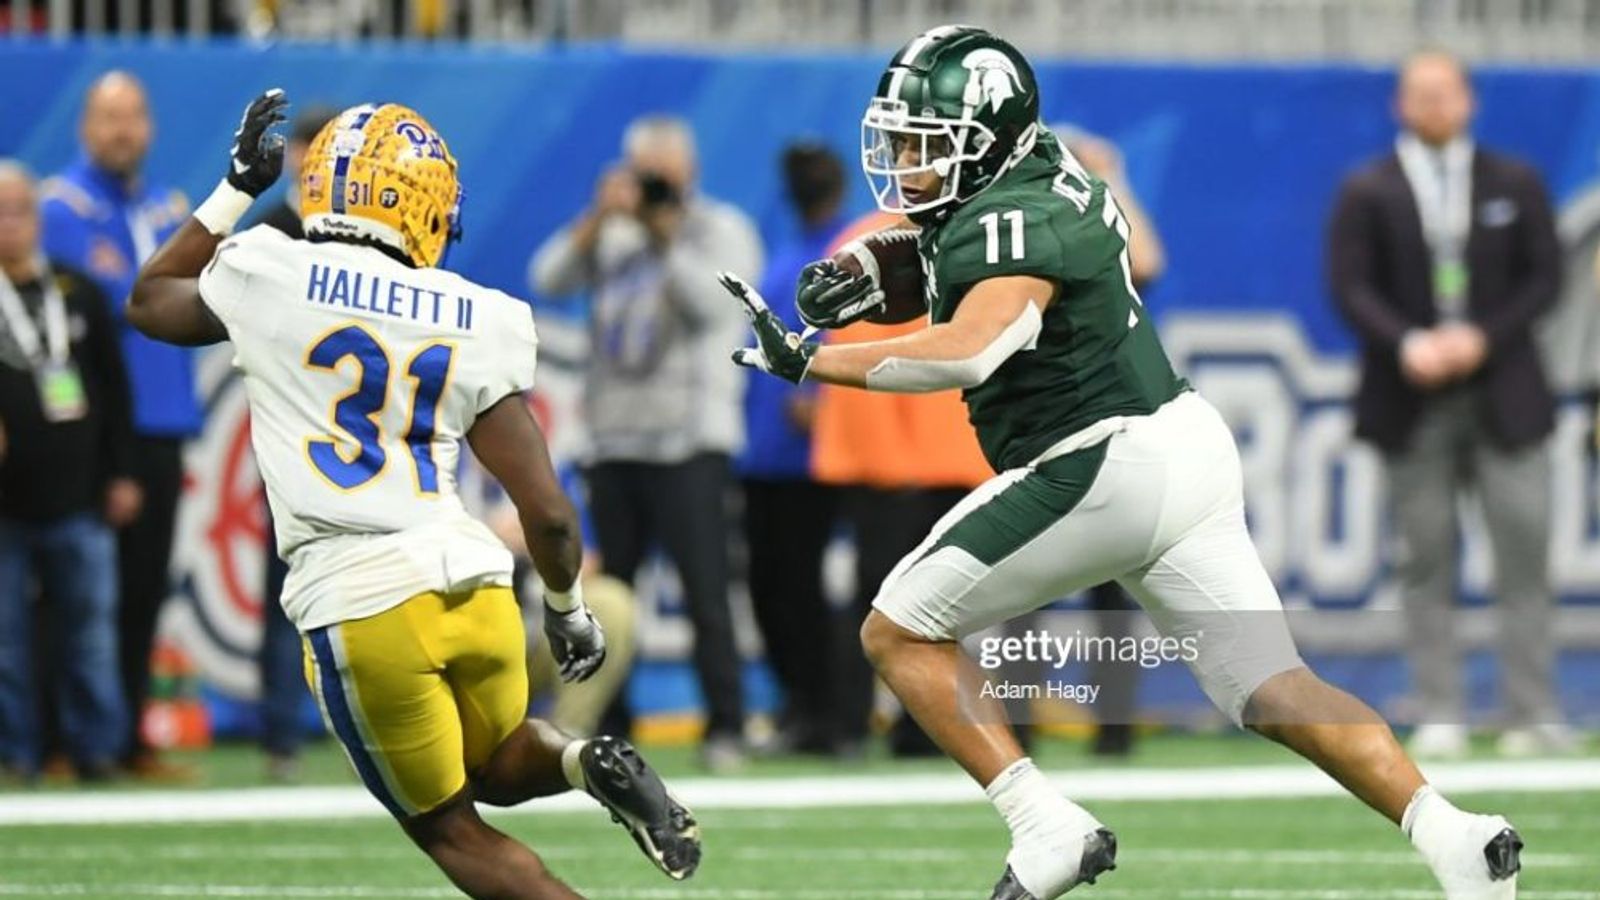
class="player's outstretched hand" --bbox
[720,271,816,385]
[227,88,289,198]
[544,602,607,683]
[795,259,884,331]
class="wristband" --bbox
[544,577,585,614]
[193,179,255,236]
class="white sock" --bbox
[1402,784,1442,837]
[560,740,588,791]
[987,757,1077,841]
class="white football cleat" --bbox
[990,822,1118,899]
[1496,723,1583,758]
[1413,810,1522,899]
[1409,722,1470,759]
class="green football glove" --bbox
[720,271,817,385]
[795,259,885,330]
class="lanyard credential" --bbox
[0,256,70,365]
[1397,134,1474,318]
[0,258,86,422]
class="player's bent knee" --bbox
[860,609,940,668]
[401,788,491,854]
[859,611,896,666]
[472,719,571,807]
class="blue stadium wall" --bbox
[5,40,1600,735]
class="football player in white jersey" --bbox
[127,90,700,899]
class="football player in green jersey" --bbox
[721,25,1522,900]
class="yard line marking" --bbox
[1,758,1597,826]
[712,846,1596,869]
[13,844,1584,869]
[0,842,1590,870]
[0,888,1593,900]
[0,888,462,898]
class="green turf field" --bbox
[0,729,1495,790]
[1,736,1596,898]
[1,792,1596,898]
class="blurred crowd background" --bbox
[2,0,1600,786]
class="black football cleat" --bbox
[579,736,702,880]
[989,828,1118,899]
[990,867,1035,900]
[1483,826,1523,880]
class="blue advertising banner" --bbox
[6,40,1599,726]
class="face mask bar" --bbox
[861,98,996,215]
[436,187,463,268]
[447,186,464,244]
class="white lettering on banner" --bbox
[1163,313,1600,604]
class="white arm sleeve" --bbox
[863,300,1043,393]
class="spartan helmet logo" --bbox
[960,48,1021,114]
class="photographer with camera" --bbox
[530,115,763,771]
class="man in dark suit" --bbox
[1329,50,1575,758]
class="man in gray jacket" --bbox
[531,116,762,769]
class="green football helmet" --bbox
[862,25,1041,218]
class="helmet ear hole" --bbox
[430,213,440,234]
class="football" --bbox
[832,226,928,325]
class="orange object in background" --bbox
[139,638,212,750]
[810,211,993,491]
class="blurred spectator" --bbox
[0,160,139,782]
[490,499,641,737]
[249,103,336,783]
[41,71,198,780]
[1329,50,1574,757]
[483,394,639,738]
[738,142,848,755]
[1055,123,1168,757]
[811,210,994,758]
[530,115,763,770]
[1055,124,1166,284]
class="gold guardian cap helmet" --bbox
[301,103,461,268]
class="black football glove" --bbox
[226,89,289,198]
[721,271,817,385]
[795,259,885,330]
[543,602,607,683]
